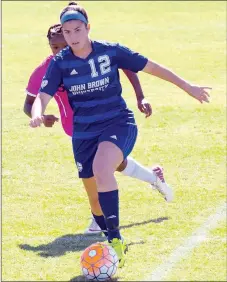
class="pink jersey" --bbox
[26,55,73,137]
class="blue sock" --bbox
[92,213,108,238]
[98,190,121,242]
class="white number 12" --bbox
[88,55,111,78]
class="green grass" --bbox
[2,1,226,281]
[167,220,227,281]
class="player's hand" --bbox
[43,115,59,127]
[30,116,44,128]
[185,84,212,103]
[137,98,152,118]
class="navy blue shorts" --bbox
[72,121,138,178]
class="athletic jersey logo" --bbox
[110,135,117,140]
[76,162,83,172]
[69,77,110,95]
[107,215,117,219]
[41,79,48,88]
[70,69,78,75]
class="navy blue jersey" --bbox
[40,41,148,139]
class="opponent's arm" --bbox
[142,60,211,103]
[24,62,59,126]
[24,94,35,118]
[30,57,63,128]
[122,69,152,118]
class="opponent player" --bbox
[24,22,173,236]
[29,2,210,266]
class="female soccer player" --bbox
[29,2,210,266]
[24,21,172,236]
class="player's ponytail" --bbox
[68,1,78,6]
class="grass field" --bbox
[2,1,226,281]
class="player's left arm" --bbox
[122,69,152,118]
[142,60,211,104]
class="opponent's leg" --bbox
[117,157,173,202]
[82,177,108,236]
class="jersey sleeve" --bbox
[115,43,148,73]
[26,65,44,97]
[39,58,63,96]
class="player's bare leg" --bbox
[93,141,127,267]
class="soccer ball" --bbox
[80,242,119,281]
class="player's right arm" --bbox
[30,93,53,127]
[30,57,63,128]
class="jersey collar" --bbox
[69,40,96,61]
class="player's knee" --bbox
[93,162,114,185]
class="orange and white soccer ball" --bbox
[80,242,119,281]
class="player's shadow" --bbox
[120,216,168,230]
[18,217,168,258]
[19,233,106,258]
[69,275,87,282]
